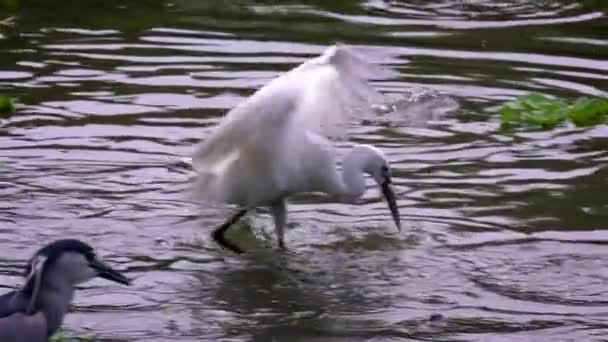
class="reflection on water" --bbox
[1,0,607,341]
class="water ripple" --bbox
[1,0,607,340]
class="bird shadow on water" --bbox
[191,249,573,341]
[186,252,399,341]
[189,251,491,342]
[179,222,446,341]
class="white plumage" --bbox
[192,44,401,253]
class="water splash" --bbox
[369,88,460,127]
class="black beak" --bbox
[381,177,401,231]
[89,258,131,285]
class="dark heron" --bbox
[0,239,130,341]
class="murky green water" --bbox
[1,1,607,341]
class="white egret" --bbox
[192,44,401,253]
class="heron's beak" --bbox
[89,258,131,285]
[381,177,401,231]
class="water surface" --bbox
[1,0,607,341]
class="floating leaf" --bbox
[568,97,608,126]
[499,106,520,128]
[499,93,608,130]
[1,0,19,11]
[0,94,16,117]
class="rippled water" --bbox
[1,0,607,341]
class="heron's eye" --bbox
[381,165,389,174]
[84,252,95,262]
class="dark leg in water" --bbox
[212,210,248,254]
[270,199,287,250]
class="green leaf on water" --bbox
[51,332,97,342]
[1,0,19,11]
[0,94,16,117]
[499,106,521,129]
[568,97,608,126]
[499,93,608,130]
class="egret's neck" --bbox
[37,275,75,336]
[331,148,367,203]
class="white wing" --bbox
[192,44,395,175]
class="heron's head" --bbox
[353,145,402,231]
[22,239,130,313]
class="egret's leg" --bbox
[270,199,287,249]
[212,209,247,254]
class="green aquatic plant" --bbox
[500,93,608,129]
[0,94,16,117]
[568,96,608,126]
[1,0,19,11]
[51,332,97,342]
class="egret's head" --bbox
[354,145,402,231]
[22,239,130,313]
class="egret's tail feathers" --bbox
[292,44,396,139]
[191,44,398,175]
[192,140,240,173]
[190,171,224,204]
